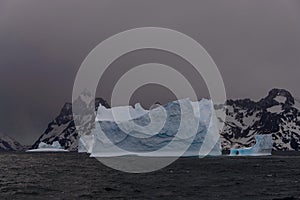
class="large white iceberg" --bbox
[229,134,273,156]
[87,98,221,157]
[26,141,69,152]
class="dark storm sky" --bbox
[0,0,300,144]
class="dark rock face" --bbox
[0,134,23,151]
[221,88,300,151]
[31,97,110,151]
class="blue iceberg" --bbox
[230,134,273,156]
[89,98,221,157]
[78,134,94,153]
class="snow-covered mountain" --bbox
[221,88,300,151]
[32,88,300,151]
[0,133,23,151]
[31,97,110,151]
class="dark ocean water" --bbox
[0,152,300,200]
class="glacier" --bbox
[229,134,273,156]
[26,141,69,152]
[85,98,221,157]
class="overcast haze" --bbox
[0,0,300,144]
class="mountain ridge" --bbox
[31,98,110,150]
[0,133,24,151]
[222,88,300,151]
[31,88,300,151]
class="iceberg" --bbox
[229,134,273,156]
[78,134,94,153]
[89,98,221,157]
[26,141,69,152]
[96,103,149,122]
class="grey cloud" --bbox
[0,0,299,144]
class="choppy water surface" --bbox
[0,153,300,200]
